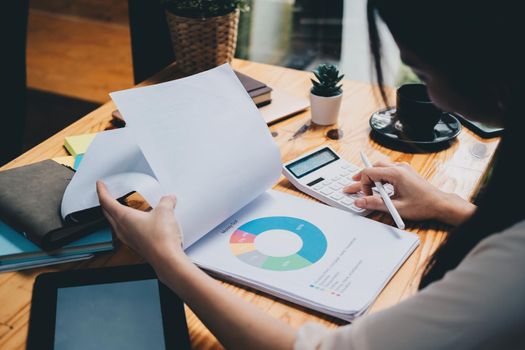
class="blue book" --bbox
[0,254,94,273]
[1,220,113,271]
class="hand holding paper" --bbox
[62,64,281,248]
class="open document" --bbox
[188,190,418,321]
[61,64,419,321]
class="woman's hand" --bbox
[96,181,296,350]
[344,161,476,226]
[96,181,184,265]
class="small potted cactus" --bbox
[309,64,344,125]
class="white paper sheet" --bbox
[187,190,419,318]
[61,128,164,219]
[108,64,282,247]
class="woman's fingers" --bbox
[354,195,387,211]
[359,167,400,186]
[347,166,401,195]
[156,195,177,212]
[96,181,133,220]
[352,160,400,180]
[354,195,399,212]
[373,160,395,167]
[344,182,361,193]
[344,182,374,195]
[101,207,117,228]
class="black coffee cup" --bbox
[396,84,442,140]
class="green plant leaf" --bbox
[311,63,346,95]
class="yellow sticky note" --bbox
[53,155,76,168]
[64,133,97,156]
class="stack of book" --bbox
[0,160,114,273]
[234,71,272,107]
[0,220,113,272]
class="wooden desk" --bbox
[0,60,500,349]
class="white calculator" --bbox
[282,146,394,216]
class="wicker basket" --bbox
[166,9,240,76]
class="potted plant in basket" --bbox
[310,64,344,125]
[163,0,249,76]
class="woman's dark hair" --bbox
[366,0,525,289]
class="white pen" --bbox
[360,151,406,230]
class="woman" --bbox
[97,0,525,348]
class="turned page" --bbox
[108,64,282,247]
[61,128,164,221]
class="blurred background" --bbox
[14,0,416,162]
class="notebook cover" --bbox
[0,254,93,273]
[0,219,113,262]
[0,160,105,250]
[234,71,273,99]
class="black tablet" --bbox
[27,264,191,350]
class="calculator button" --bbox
[313,184,323,190]
[320,188,334,195]
[330,183,342,191]
[331,176,340,181]
[348,164,360,172]
[330,192,344,200]
[350,191,365,199]
[340,170,351,177]
[341,197,354,205]
[341,164,350,169]
[350,204,366,212]
[338,178,350,186]
[321,180,332,186]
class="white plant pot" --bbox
[309,92,343,125]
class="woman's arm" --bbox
[154,251,295,349]
[96,182,296,350]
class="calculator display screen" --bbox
[286,148,339,178]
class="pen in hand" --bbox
[360,151,406,230]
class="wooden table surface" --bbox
[0,59,500,349]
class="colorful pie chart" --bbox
[230,216,327,271]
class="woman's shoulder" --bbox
[468,218,525,259]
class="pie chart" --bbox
[229,216,327,271]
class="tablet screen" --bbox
[54,279,166,350]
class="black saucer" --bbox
[369,107,462,152]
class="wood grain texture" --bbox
[27,9,133,103]
[0,60,500,349]
[30,0,129,25]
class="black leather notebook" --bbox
[0,160,105,250]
